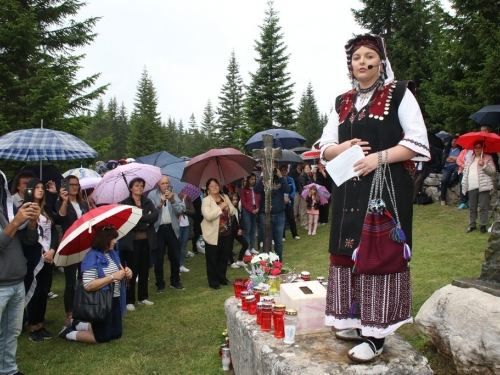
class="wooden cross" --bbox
[252,134,282,254]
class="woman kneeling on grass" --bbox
[59,226,132,343]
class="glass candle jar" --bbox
[256,302,264,325]
[300,271,311,281]
[273,304,286,339]
[233,279,244,298]
[260,303,273,331]
[221,346,231,371]
[261,296,275,305]
[240,291,251,311]
[252,286,262,303]
[267,275,280,296]
[284,308,298,344]
[246,295,257,315]
[316,276,325,283]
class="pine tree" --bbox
[127,69,163,157]
[200,100,218,151]
[0,0,107,136]
[177,119,186,156]
[188,113,197,134]
[245,1,295,134]
[217,51,246,149]
[296,83,322,147]
[107,98,129,159]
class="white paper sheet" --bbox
[325,145,365,187]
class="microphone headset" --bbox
[367,63,382,70]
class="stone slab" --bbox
[225,297,433,375]
[452,277,500,297]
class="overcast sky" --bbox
[75,1,366,127]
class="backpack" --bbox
[416,189,433,205]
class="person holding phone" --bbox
[147,175,186,294]
[56,175,89,325]
[22,179,60,342]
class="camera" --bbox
[24,188,34,203]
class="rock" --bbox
[415,285,500,375]
[481,220,500,283]
[425,186,440,204]
[226,297,433,375]
[424,174,440,187]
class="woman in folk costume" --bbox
[319,33,430,362]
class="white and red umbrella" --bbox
[54,204,142,267]
[301,150,321,160]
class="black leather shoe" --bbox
[480,226,487,234]
[466,227,476,233]
[220,280,230,286]
[210,285,221,290]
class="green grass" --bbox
[16,203,485,374]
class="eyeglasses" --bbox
[69,184,80,187]
[102,225,115,230]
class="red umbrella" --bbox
[457,132,500,153]
[181,148,257,187]
[54,204,143,267]
[301,150,321,160]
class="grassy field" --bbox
[16,202,487,374]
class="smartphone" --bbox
[61,178,70,192]
[167,186,173,192]
[24,188,34,203]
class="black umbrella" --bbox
[274,149,304,165]
[291,146,310,154]
[469,105,500,127]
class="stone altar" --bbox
[225,297,433,375]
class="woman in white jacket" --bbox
[201,178,237,289]
[461,141,496,233]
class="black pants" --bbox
[205,235,232,288]
[26,263,52,325]
[64,263,81,313]
[121,239,150,304]
[154,224,181,289]
[319,201,330,224]
[92,296,122,343]
[231,233,249,262]
[283,204,298,238]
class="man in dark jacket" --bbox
[254,167,291,262]
[0,170,40,375]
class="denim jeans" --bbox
[178,226,190,267]
[0,281,25,375]
[241,209,257,250]
[440,164,459,201]
[259,212,286,262]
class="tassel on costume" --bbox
[403,243,411,260]
[351,247,359,273]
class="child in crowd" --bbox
[228,193,249,269]
[306,185,320,235]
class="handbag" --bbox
[351,150,412,275]
[72,278,113,322]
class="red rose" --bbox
[264,267,269,272]
[270,268,281,276]
[260,260,267,267]
[273,261,282,268]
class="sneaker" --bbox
[259,242,263,249]
[157,288,165,294]
[244,250,252,256]
[29,330,44,342]
[58,325,74,339]
[250,249,259,255]
[294,236,300,240]
[48,292,58,299]
[282,238,285,242]
[347,341,383,363]
[126,304,136,311]
[308,231,311,235]
[236,260,246,267]
[312,231,316,235]
[138,299,154,306]
[179,266,190,273]
[480,226,487,234]
[170,283,185,290]
[335,328,363,342]
[440,200,446,206]
[230,262,240,269]
[186,251,195,257]
[272,240,275,245]
[458,203,466,210]
[38,327,53,339]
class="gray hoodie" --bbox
[0,171,38,286]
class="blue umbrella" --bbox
[0,128,97,161]
[136,151,187,192]
[244,129,306,150]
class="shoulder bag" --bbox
[351,150,412,275]
[72,278,113,322]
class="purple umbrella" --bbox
[181,184,202,202]
[90,163,162,204]
[301,183,331,205]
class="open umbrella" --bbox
[136,150,187,192]
[457,131,500,153]
[79,177,102,191]
[91,163,162,205]
[0,128,97,179]
[291,146,310,154]
[54,204,142,267]
[469,105,500,127]
[181,148,257,187]
[63,168,101,179]
[244,129,306,150]
[301,150,321,160]
[274,149,304,165]
[301,183,331,205]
